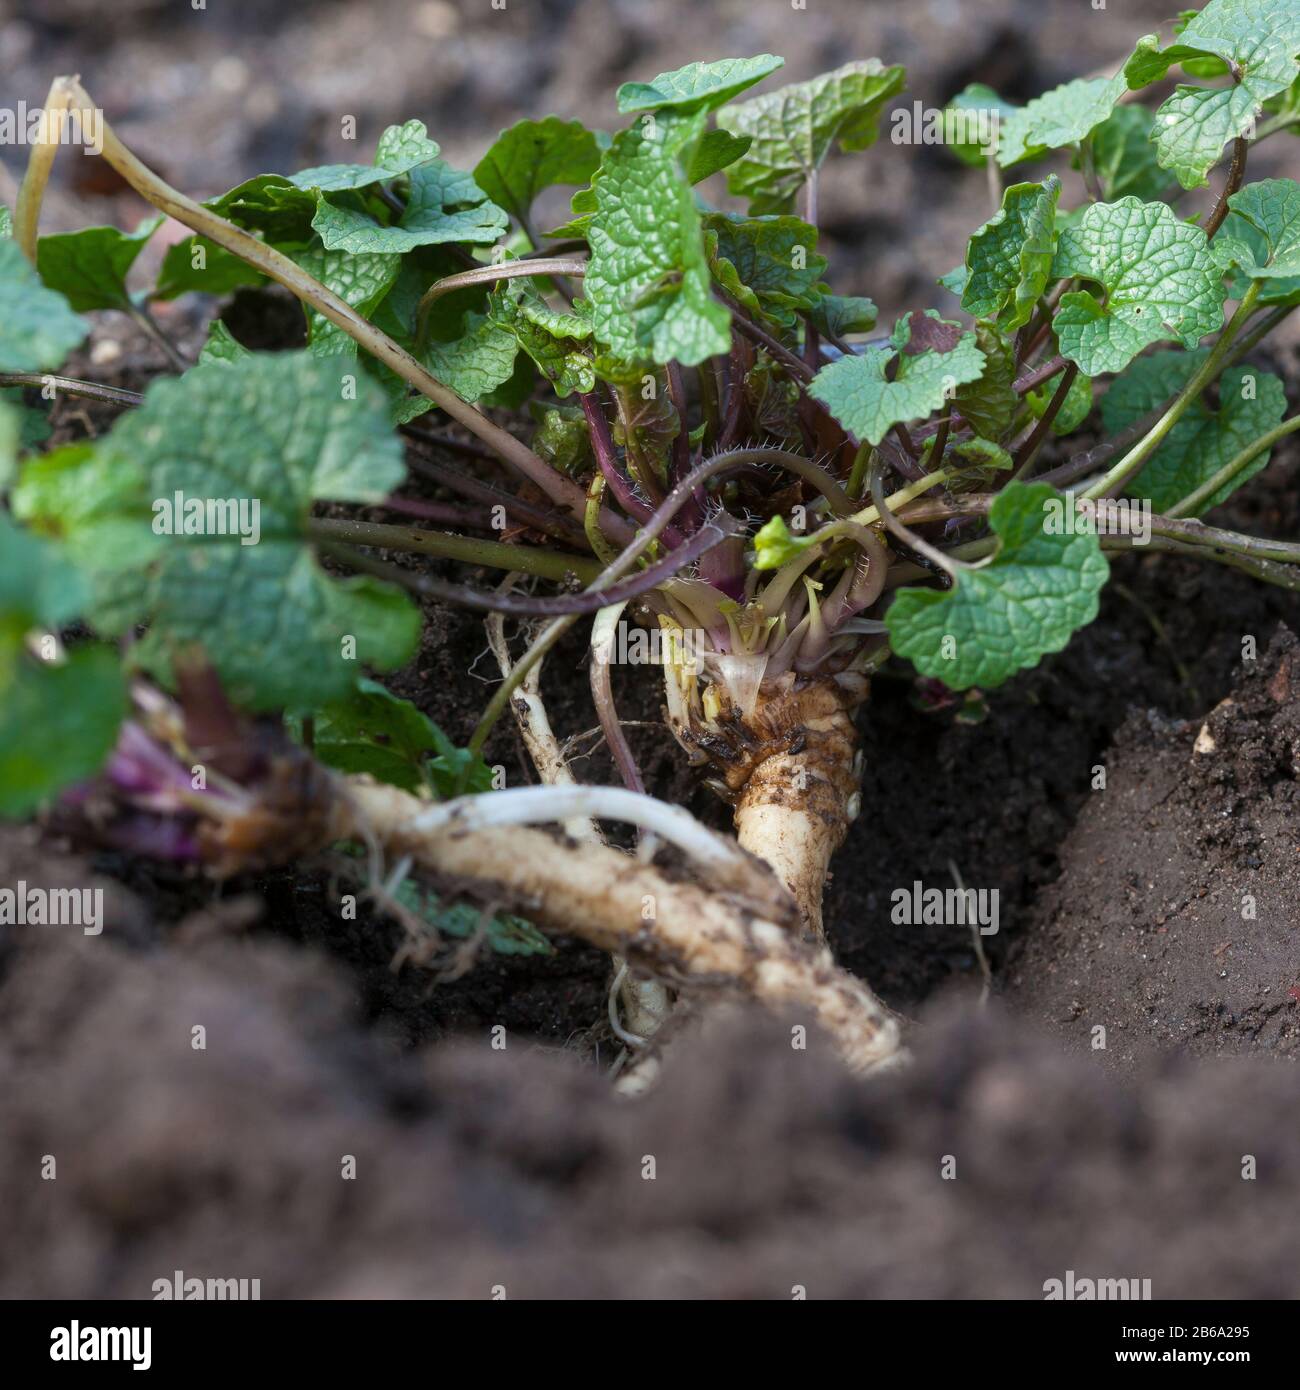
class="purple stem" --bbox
[324,517,737,617]
[407,456,588,546]
[381,494,496,530]
[580,392,675,539]
[696,529,747,601]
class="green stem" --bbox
[888,529,1300,593]
[1077,136,1103,202]
[1167,415,1300,519]
[1146,515,1300,565]
[846,442,874,500]
[1082,282,1262,501]
[1226,302,1297,365]
[1253,110,1300,142]
[584,475,620,567]
[307,517,602,583]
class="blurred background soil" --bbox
[2,0,1299,1298]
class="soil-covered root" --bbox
[337,780,904,1074]
[670,670,867,940]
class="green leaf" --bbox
[424,305,521,403]
[0,388,52,456]
[198,320,253,365]
[12,442,156,632]
[425,725,496,799]
[1125,0,1300,189]
[717,59,907,213]
[886,481,1109,689]
[0,205,11,238]
[617,55,784,115]
[312,159,508,253]
[473,117,603,232]
[0,401,16,490]
[0,512,125,817]
[686,128,753,184]
[938,264,970,299]
[298,677,441,792]
[490,286,593,397]
[532,403,592,476]
[995,73,1127,168]
[391,880,554,957]
[1086,105,1179,203]
[946,436,1014,472]
[1212,177,1300,280]
[1027,370,1093,435]
[703,211,826,330]
[1214,180,1300,305]
[961,177,1060,330]
[289,244,401,359]
[88,353,418,711]
[805,292,877,338]
[0,644,126,819]
[942,84,1019,167]
[36,217,162,312]
[0,238,88,373]
[206,175,317,244]
[953,321,1018,441]
[154,235,265,300]
[1050,197,1223,375]
[1100,348,1286,513]
[808,311,985,445]
[289,120,441,193]
[583,110,731,366]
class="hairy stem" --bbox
[1013,354,1068,395]
[1202,136,1248,240]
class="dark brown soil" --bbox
[3,864,1299,1298]
[1003,627,1300,1071]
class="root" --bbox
[336,780,904,1075]
[670,670,867,940]
[489,604,672,1049]
[403,783,795,924]
[485,602,601,844]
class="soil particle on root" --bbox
[2,864,1299,1299]
[1003,627,1300,1072]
